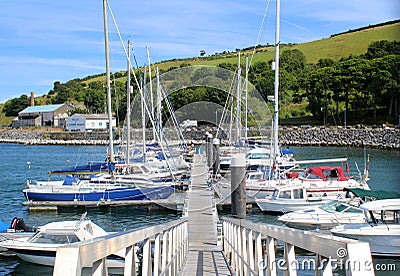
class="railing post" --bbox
[153,234,161,275]
[91,258,107,276]
[53,247,82,276]
[255,233,263,276]
[184,221,188,260]
[178,223,183,270]
[124,244,137,276]
[167,229,173,275]
[283,243,296,276]
[315,254,332,276]
[241,227,249,275]
[231,223,237,271]
[265,237,277,276]
[223,221,229,255]
[237,224,243,275]
[345,242,375,276]
[161,230,168,273]
[142,238,152,276]
[248,230,254,273]
[172,225,177,275]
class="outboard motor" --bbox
[10,217,36,232]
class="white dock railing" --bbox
[221,217,375,276]
[53,217,188,276]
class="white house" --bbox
[66,114,116,132]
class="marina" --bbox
[0,1,399,274]
[0,143,399,275]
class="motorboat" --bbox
[255,184,336,213]
[278,198,366,230]
[0,215,125,267]
[217,163,368,202]
[278,188,400,230]
[330,199,400,257]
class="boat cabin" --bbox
[27,219,108,245]
[360,199,400,225]
[272,186,306,200]
[300,166,349,181]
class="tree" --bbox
[3,95,30,116]
[365,40,400,59]
[280,49,306,74]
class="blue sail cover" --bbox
[281,148,294,155]
[62,175,80,186]
[0,220,9,233]
[50,162,109,174]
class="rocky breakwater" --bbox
[280,126,400,150]
[0,129,110,145]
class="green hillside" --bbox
[152,21,400,70]
[75,21,398,86]
[2,21,399,127]
[102,21,399,90]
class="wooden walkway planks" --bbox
[180,155,232,275]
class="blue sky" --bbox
[0,0,398,103]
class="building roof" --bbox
[72,114,110,120]
[19,104,65,114]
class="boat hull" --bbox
[331,224,400,257]
[23,185,175,202]
[256,198,331,213]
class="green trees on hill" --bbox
[302,43,399,123]
[242,40,399,124]
[3,95,30,116]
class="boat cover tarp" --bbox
[62,175,80,186]
[307,166,348,181]
[50,162,108,174]
[281,148,294,155]
[0,220,9,233]
[344,187,400,199]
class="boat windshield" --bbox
[320,201,362,213]
[246,153,270,160]
[28,233,80,244]
[248,174,262,180]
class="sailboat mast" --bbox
[103,0,114,163]
[156,67,162,140]
[146,47,156,141]
[126,40,132,171]
[273,0,280,161]
[142,66,147,163]
[245,56,249,143]
[236,52,242,147]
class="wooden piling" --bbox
[212,138,220,176]
[231,154,246,218]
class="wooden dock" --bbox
[22,194,185,211]
[180,156,232,275]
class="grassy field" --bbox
[0,105,13,127]
[153,22,400,70]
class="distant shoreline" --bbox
[0,126,399,150]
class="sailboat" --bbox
[22,0,177,202]
[215,0,369,202]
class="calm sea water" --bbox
[0,143,398,275]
